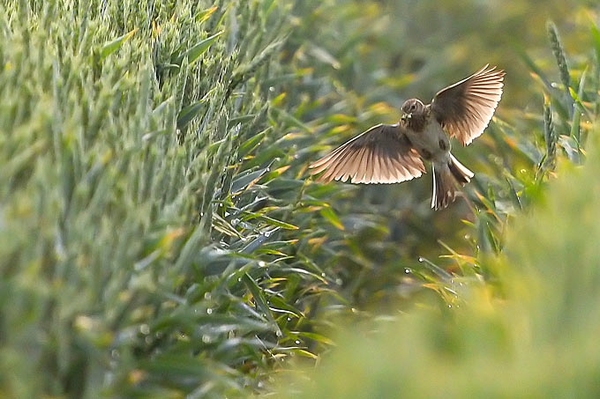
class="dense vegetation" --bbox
[1,0,599,397]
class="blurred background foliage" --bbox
[0,0,599,397]
[281,128,600,399]
[285,0,598,309]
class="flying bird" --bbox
[308,65,505,210]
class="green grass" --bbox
[0,1,314,396]
[1,0,599,397]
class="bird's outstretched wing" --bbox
[309,123,425,184]
[430,65,505,146]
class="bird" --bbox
[308,64,505,210]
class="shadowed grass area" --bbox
[274,3,600,396]
[1,0,599,397]
[280,135,600,398]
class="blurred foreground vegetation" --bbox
[1,0,599,397]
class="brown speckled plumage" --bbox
[309,65,505,210]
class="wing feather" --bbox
[309,123,425,184]
[430,65,505,146]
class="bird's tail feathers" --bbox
[431,155,474,210]
[448,154,474,185]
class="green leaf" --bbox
[241,273,281,335]
[240,229,280,254]
[177,101,204,129]
[239,210,298,230]
[238,129,268,157]
[255,214,299,230]
[267,296,305,318]
[99,29,137,60]
[231,167,271,194]
[591,19,600,65]
[297,331,336,346]
[319,206,344,230]
[195,6,218,24]
[175,31,223,66]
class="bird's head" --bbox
[401,98,425,121]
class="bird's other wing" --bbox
[309,123,425,184]
[430,65,505,146]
